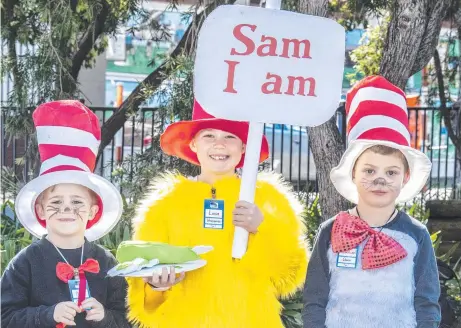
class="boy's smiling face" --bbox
[35,183,99,238]
[353,147,410,208]
[190,128,245,176]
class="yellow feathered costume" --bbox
[127,172,308,328]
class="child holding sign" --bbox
[302,76,441,328]
[126,100,308,328]
[1,101,131,328]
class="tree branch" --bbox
[410,0,451,76]
[70,0,110,80]
[380,0,451,90]
[96,1,225,162]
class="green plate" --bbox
[116,241,203,264]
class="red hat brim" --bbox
[160,118,269,168]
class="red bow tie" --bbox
[331,212,407,269]
[55,259,100,328]
[56,258,100,284]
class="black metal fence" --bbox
[1,106,460,203]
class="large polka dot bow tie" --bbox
[331,212,407,269]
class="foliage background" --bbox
[1,0,461,326]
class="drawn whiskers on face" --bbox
[46,205,61,219]
[73,205,88,221]
[45,204,88,221]
[360,177,398,191]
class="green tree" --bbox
[1,0,147,175]
[291,0,452,220]
[347,0,461,199]
[347,17,389,84]
[2,0,144,102]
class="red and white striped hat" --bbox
[330,75,431,204]
[15,100,123,241]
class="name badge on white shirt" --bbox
[336,246,359,268]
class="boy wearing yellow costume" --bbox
[126,100,308,328]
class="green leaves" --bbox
[281,290,304,328]
[346,17,389,85]
[1,201,35,274]
[3,0,144,109]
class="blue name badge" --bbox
[203,199,224,229]
[336,246,359,268]
[68,279,91,307]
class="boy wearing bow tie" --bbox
[302,76,441,328]
[1,101,131,328]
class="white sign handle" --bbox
[232,122,264,258]
[231,0,282,260]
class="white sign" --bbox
[194,5,345,127]
[194,4,345,259]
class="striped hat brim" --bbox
[15,170,123,241]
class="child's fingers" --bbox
[81,298,102,310]
[169,267,176,284]
[235,200,251,208]
[233,220,248,228]
[61,313,75,321]
[64,307,77,317]
[85,310,103,321]
[86,314,96,321]
[59,316,76,326]
[232,207,249,216]
[161,267,169,283]
[80,297,94,306]
[150,273,160,285]
[64,302,81,312]
[85,309,99,317]
[232,215,248,224]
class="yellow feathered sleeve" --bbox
[125,174,179,328]
[242,173,308,299]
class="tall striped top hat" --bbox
[330,75,431,204]
[15,100,123,241]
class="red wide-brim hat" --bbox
[160,100,269,168]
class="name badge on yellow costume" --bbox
[204,199,224,229]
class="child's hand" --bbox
[81,298,105,322]
[53,301,81,326]
[143,266,186,289]
[232,201,264,233]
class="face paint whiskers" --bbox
[360,177,398,191]
[72,204,88,221]
[46,205,61,219]
[45,202,88,221]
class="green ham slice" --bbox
[116,241,200,264]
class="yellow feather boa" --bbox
[126,172,308,328]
